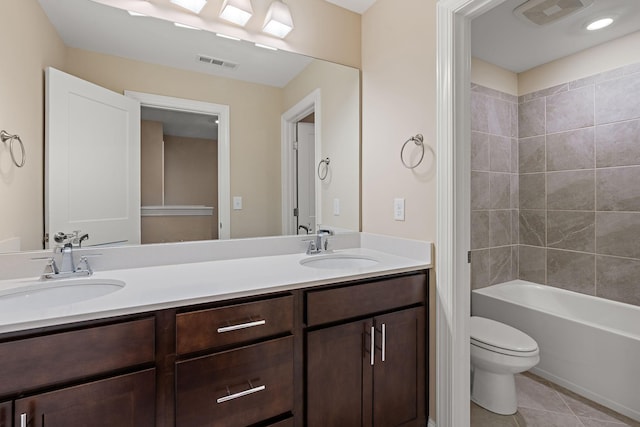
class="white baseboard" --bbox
[428,418,436,427]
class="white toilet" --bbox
[470,316,540,415]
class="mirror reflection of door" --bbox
[295,117,316,235]
[140,108,219,244]
[45,67,141,248]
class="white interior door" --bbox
[45,67,141,247]
[296,122,316,234]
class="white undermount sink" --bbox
[0,278,125,311]
[300,253,380,269]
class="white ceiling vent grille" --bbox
[513,0,593,26]
[196,55,238,70]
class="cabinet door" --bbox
[0,402,9,427]
[306,319,373,427]
[373,307,426,427]
[14,369,155,427]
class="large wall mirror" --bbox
[0,0,360,252]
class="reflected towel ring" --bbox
[317,157,330,180]
[400,134,424,169]
[1,130,26,168]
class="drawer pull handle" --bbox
[381,323,386,362]
[217,384,266,404]
[217,319,266,333]
[20,413,27,427]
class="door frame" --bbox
[435,0,504,426]
[125,91,231,240]
[281,89,321,235]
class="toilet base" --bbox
[471,368,517,415]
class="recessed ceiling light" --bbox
[586,17,613,31]
[170,0,207,14]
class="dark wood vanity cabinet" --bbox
[305,273,427,427]
[0,271,428,427]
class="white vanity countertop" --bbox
[0,235,432,334]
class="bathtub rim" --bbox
[472,279,640,341]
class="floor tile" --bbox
[515,372,572,414]
[516,407,583,427]
[470,402,519,427]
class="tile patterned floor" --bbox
[471,372,640,427]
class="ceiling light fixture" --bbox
[219,0,253,27]
[262,0,294,38]
[586,17,613,31]
[170,0,207,14]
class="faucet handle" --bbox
[42,257,60,278]
[76,256,93,275]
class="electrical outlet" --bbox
[394,198,405,221]
[233,196,242,210]
[333,198,340,216]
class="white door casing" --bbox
[436,1,505,426]
[124,91,231,240]
[282,89,321,235]
[45,67,141,247]
[296,122,316,234]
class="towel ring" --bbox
[400,134,424,169]
[1,130,26,168]
[317,157,330,180]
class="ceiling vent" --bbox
[196,54,238,70]
[513,0,593,26]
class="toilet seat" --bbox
[470,316,538,357]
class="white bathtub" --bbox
[472,280,640,421]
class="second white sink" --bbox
[0,278,125,312]
[300,254,380,269]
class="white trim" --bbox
[124,91,231,239]
[281,89,322,235]
[428,418,437,427]
[140,205,214,216]
[436,0,504,426]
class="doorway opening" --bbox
[125,91,230,240]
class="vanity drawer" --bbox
[176,295,293,355]
[176,336,294,427]
[0,317,155,396]
[0,401,9,427]
[306,274,426,326]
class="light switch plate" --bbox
[394,198,405,221]
[233,196,242,210]
[333,198,340,216]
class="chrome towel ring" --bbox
[400,134,424,169]
[1,130,26,168]
[317,157,330,180]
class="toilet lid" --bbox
[470,316,538,354]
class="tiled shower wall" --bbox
[470,84,519,288]
[517,63,640,307]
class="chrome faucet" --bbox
[41,231,93,280]
[306,228,335,255]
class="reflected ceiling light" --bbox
[174,22,201,30]
[219,0,253,27]
[170,0,207,14]
[216,33,241,41]
[586,17,614,31]
[255,43,278,51]
[262,0,294,38]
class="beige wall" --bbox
[471,57,518,96]
[519,30,640,95]
[0,0,66,251]
[283,60,360,231]
[65,48,283,239]
[361,1,437,419]
[361,0,437,241]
